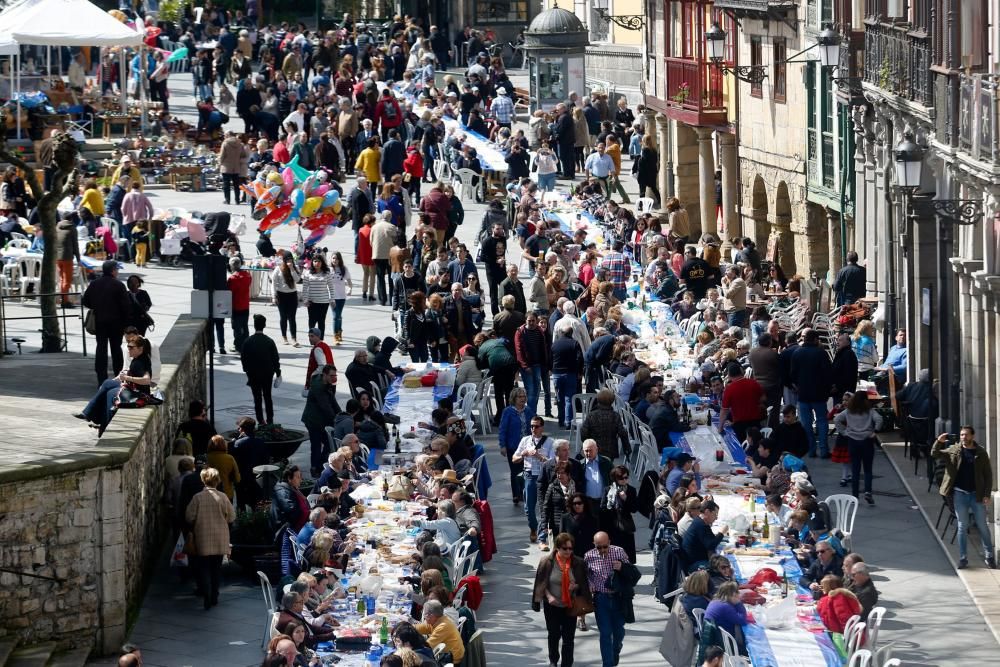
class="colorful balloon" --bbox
[303,212,336,230]
[254,185,281,211]
[300,196,324,219]
[258,202,293,232]
[285,154,313,182]
[281,167,295,195]
[266,171,283,186]
[311,183,331,197]
[322,190,341,208]
[332,200,343,214]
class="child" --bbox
[132,220,149,267]
[828,391,853,487]
[765,493,791,528]
[217,84,234,117]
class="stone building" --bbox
[852,1,999,463]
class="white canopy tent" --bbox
[0,0,143,138]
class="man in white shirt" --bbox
[512,415,553,546]
[283,102,310,135]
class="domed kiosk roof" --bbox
[524,7,589,50]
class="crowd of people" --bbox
[43,5,986,667]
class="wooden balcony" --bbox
[653,56,728,126]
[712,0,796,13]
[862,20,933,108]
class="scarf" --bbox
[555,552,573,608]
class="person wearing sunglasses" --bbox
[513,416,553,547]
[74,335,152,436]
[584,531,638,667]
[799,538,844,598]
[532,532,592,667]
[601,465,638,563]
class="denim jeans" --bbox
[84,378,122,428]
[524,471,540,536]
[848,437,875,496]
[594,592,625,667]
[331,299,346,334]
[728,309,748,327]
[798,400,829,455]
[552,372,576,427]
[521,366,542,415]
[953,488,995,560]
[541,369,552,416]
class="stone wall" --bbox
[0,316,206,654]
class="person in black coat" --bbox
[380,129,406,181]
[790,329,834,457]
[681,500,728,572]
[82,260,131,386]
[232,417,268,510]
[348,177,375,238]
[554,104,576,179]
[830,333,859,400]
[240,314,281,425]
[561,491,600,559]
[250,105,280,141]
[505,142,530,181]
[832,251,867,306]
[236,80,262,134]
[602,465,639,562]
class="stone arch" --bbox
[774,181,796,275]
[751,175,769,246]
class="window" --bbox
[590,0,610,42]
[960,0,985,69]
[821,72,835,188]
[475,0,528,24]
[750,36,763,97]
[773,39,787,103]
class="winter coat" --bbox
[531,552,592,612]
[219,136,247,174]
[817,589,862,634]
[184,487,235,556]
[581,403,629,459]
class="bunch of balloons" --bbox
[247,156,343,247]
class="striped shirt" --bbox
[585,545,629,593]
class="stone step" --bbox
[44,646,91,667]
[7,642,55,667]
[0,639,18,666]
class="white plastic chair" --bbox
[719,627,749,666]
[635,196,655,213]
[469,452,487,498]
[257,571,277,650]
[453,168,481,202]
[455,382,478,419]
[691,607,705,635]
[881,659,900,667]
[825,493,859,550]
[842,614,861,650]
[848,649,873,667]
[865,606,886,652]
[760,427,773,439]
[18,255,41,300]
[1,261,22,296]
[434,158,451,181]
[846,621,867,656]
[569,393,596,452]
[873,641,896,667]
[475,376,494,434]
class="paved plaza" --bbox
[1,72,997,666]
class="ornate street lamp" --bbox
[893,134,983,427]
[705,23,767,85]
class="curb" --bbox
[879,439,1000,648]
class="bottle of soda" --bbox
[379,615,389,645]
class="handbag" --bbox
[115,384,164,409]
[386,474,414,501]
[84,309,97,335]
[567,594,594,617]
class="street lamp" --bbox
[817,27,840,68]
[894,134,983,429]
[705,23,767,85]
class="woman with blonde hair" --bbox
[572,107,589,170]
[184,467,235,609]
[851,319,879,375]
[206,435,241,500]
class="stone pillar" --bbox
[964,266,985,432]
[827,208,844,281]
[655,113,672,202]
[988,276,1000,562]
[719,132,738,251]
[696,126,717,237]
[674,123,701,236]
[979,275,997,464]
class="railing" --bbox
[863,20,933,107]
[957,73,999,163]
[0,291,87,356]
[664,57,725,111]
[713,0,797,11]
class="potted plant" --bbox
[229,504,282,578]
[673,82,691,105]
[222,423,308,463]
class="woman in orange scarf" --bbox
[531,532,593,667]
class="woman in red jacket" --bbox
[356,213,376,301]
[403,145,424,203]
[816,575,862,634]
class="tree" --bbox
[0,117,81,352]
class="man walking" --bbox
[302,364,342,478]
[932,427,996,569]
[584,142,615,197]
[790,329,833,457]
[514,311,547,415]
[512,415,554,548]
[82,259,130,385]
[348,176,374,251]
[241,314,281,425]
[833,251,867,306]
[585,531,630,667]
[227,257,252,352]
